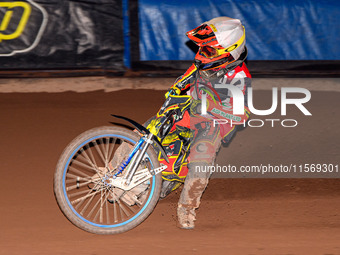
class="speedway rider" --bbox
[152,17,251,229]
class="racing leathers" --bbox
[164,61,252,229]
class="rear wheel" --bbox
[54,126,161,234]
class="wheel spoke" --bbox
[71,159,98,174]
[120,198,137,214]
[107,138,116,167]
[67,179,97,191]
[93,139,106,166]
[65,173,93,184]
[105,192,110,224]
[116,200,126,221]
[79,190,96,213]
[68,166,93,178]
[70,188,102,203]
[116,197,131,217]
[99,138,110,167]
[113,198,118,223]
[77,147,98,170]
[94,188,110,223]
[66,172,92,181]
[86,192,103,219]
[86,143,99,169]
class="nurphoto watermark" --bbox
[201,86,312,128]
[195,163,339,178]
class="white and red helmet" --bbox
[187,17,246,78]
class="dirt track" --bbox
[0,78,339,254]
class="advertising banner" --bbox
[0,0,124,70]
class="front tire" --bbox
[54,126,161,234]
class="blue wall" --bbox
[138,0,340,61]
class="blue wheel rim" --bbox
[62,134,155,228]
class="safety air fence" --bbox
[0,0,339,76]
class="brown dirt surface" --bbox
[0,86,339,255]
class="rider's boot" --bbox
[177,204,196,229]
[177,170,210,229]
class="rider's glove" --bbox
[165,86,181,99]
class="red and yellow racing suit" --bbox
[160,61,252,215]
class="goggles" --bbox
[199,46,226,59]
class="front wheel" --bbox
[54,126,162,234]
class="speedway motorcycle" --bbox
[54,94,192,234]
